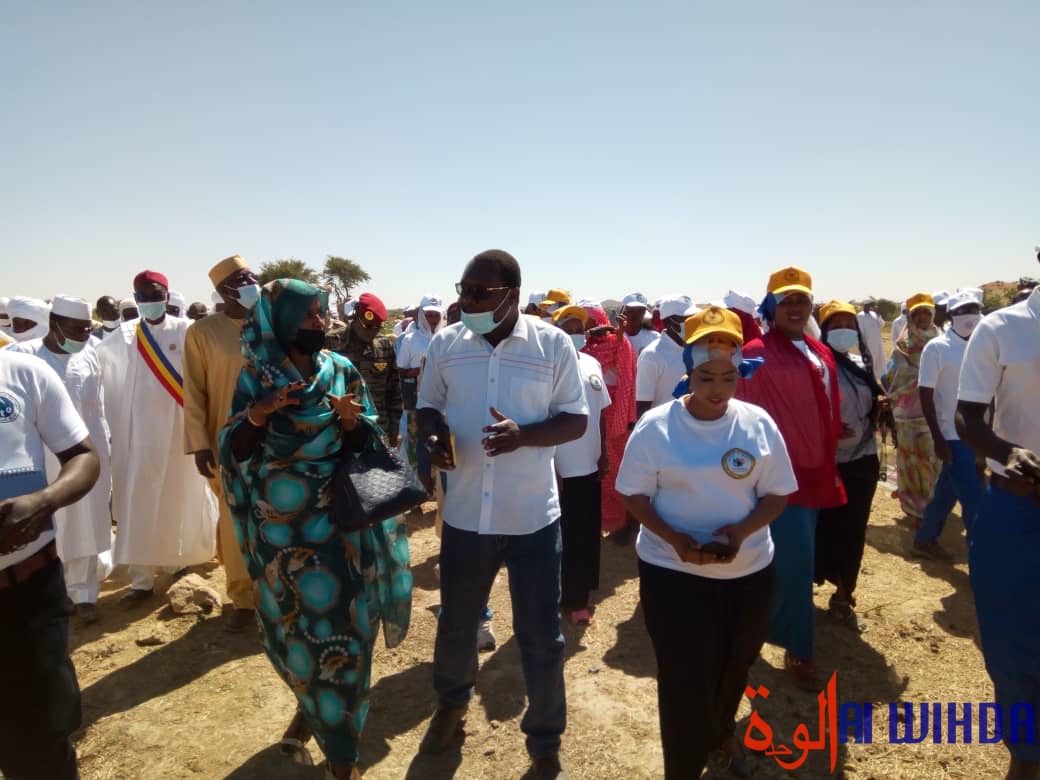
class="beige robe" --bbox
[182,313,254,608]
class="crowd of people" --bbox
[0,249,1038,780]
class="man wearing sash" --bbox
[183,255,259,631]
[97,270,217,604]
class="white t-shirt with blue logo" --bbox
[617,397,798,580]
[0,350,88,570]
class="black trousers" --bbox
[0,554,81,780]
[559,473,602,610]
[640,559,774,780]
[815,454,879,596]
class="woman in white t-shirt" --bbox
[617,307,798,780]
[551,305,611,625]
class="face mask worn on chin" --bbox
[102,319,121,330]
[57,329,88,355]
[231,284,261,310]
[825,328,859,353]
[293,329,326,354]
[570,334,586,352]
[138,301,167,321]
[461,293,511,336]
[951,313,981,339]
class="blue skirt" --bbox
[768,504,819,660]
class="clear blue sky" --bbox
[2,1,1037,310]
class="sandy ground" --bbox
[68,457,1006,780]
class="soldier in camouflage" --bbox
[325,292,402,445]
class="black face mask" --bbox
[293,329,326,354]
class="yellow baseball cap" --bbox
[767,266,813,296]
[551,304,589,325]
[819,300,858,325]
[906,292,935,313]
[539,288,571,309]
[683,306,743,346]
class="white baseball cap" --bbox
[946,289,982,312]
[658,295,698,321]
[621,292,649,309]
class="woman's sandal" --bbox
[279,711,313,764]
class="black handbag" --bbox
[331,420,428,531]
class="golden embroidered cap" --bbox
[208,255,250,287]
[767,266,813,296]
[683,305,743,346]
[819,300,858,325]
[551,304,589,325]
[906,292,935,313]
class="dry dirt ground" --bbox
[69,458,1006,780]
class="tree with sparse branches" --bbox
[257,258,320,285]
[322,256,371,302]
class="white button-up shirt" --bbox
[958,287,1040,476]
[418,314,588,535]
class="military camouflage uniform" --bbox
[326,322,402,438]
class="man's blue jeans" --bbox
[916,439,983,543]
[433,519,566,758]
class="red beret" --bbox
[133,270,170,290]
[355,292,387,323]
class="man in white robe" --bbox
[96,270,216,604]
[8,295,114,623]
[856,297,886,382]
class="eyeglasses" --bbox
[454,283,511,302]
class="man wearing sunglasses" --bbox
[416,249,588,779]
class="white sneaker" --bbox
[477,619,496,652]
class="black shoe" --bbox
[120,587,154,607]
[419,704,467,755]
[529,754,568,780]
[75,603,99,625]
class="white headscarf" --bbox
[0,296,11,335]
[168,290,187,317]
[417,294,445,336]
[7,296,52,342]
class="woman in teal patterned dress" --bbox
[219,279,412,779]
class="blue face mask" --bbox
[570,334,586,352]
[461,292,511,336]
[231,283,261,310]
[138,300,167,321]
[825,328,859,353]
[56,323,88,355]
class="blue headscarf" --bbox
[672,343,765,398]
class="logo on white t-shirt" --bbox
[722,448,756,479]
[589,374,603,391]
[0,393,19,423]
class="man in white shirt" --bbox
[956,282,1040,780]
[92,296,123,341]
[416,250,588,779]
[913,290,984,560]
[0,350,100,780]
[619,292,657,356]
[8,295,114,623]
[856,298,886,382]
[398,294,445,466]
[552,304,611,624]
[636,295,697,418]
